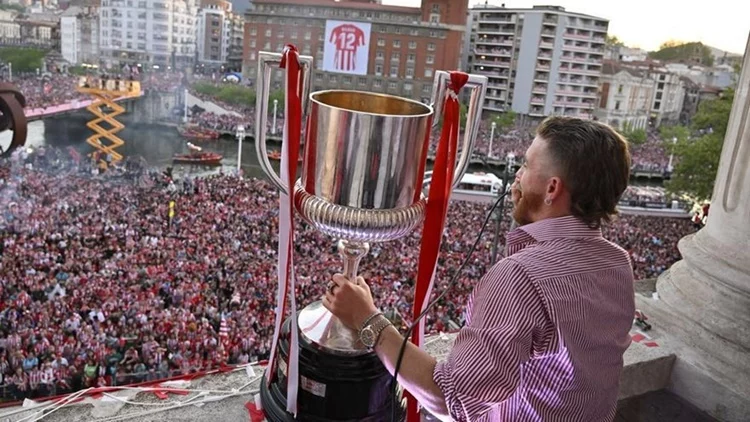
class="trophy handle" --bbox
[254,51,314,194]
[425,71,488,188]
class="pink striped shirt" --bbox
[434,216,635,422]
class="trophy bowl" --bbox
[254,50,487,421]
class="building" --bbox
[466,5,607,120]
[647,70,684,126]
[226,12,244,71]
[61,6,100,65]
[0,10,21,43]
[679,76,700,125]
[595,61,653,130]
[17,12,60,48]
[243,0,469,102]
[99,0,198,69]
[196,0,233,66]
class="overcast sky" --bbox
[383,0,750,55]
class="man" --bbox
[324,117,635,421]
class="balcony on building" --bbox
[475,34,514,47]
[477,23,516,35]
[563,29,592,40]
[529,105,545,116]
[475,47,513,57]
[479,12,516,24]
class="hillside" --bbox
[649,42,714,66]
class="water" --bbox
[0,118,500,182]
[0,119,278,180]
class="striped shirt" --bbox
[434,216,635,422]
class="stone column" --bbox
[648,35,750,422]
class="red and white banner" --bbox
[323,20,371,75]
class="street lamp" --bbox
[271,99,278,135]
[236,124,246,176]
[490,152,517,264]
[489,121,497,158]
[666,136,677,173]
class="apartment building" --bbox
[99,0,198,69]
[196,0,235,65]
[595,61,653,130]
[243,0,469,102]
[61,6,100,65]
[467,5,607,119]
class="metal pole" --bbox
[489,122,496,158]
[183,88,188,123]
[8,62,11,82]
[271,99,278,135]
[667,136,677,172]
[236,126,244,176]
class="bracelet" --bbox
[359,311,382,332]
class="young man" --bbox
[324,117,635,421]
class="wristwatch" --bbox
[359,313,392,349]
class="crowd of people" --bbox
[0,146,694,401]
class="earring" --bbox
[544,198,552,206]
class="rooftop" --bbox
[251,0,421,15]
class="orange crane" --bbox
[76,77,142,164]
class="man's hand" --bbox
[322,273,379,331]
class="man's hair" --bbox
[536,116,631,229]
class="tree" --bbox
[490,110,516,131]
[649,41,714,67]
[659,40,686,50]
[620,121,647,145]
[665,89,734,201]
[605,35,625,48]
[459,103,468,126]
[0,47,47,73]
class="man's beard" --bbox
[511,184,545,226]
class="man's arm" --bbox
[372,325,451,421]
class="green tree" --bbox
[459,103,468,126]
[605,35,625,48]
[619,121,647,145]
[649,41,714,67]
[665,89,734,201]
[0,47,48,73]
[490,110,516,131]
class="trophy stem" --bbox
[338,240,370,281]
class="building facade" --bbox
[99,0,198,69]
[0,10,21,42]
[196,0,233,65]
[595,61,653,130]
[226,12,244,71]
[648,70,684,126]
[243,0,469,102]
[61,6,100,65]
[466,5,607,119]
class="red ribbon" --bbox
[407,71,469,422]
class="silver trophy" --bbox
[256,51,487,356]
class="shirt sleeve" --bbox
[433,259,547,421]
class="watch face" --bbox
[361,327,375,347]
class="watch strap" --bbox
[360,311,383,332]
[364,315,392,349]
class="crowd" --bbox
[14,74,89,110]
[0,146,693,401]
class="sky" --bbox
[384,0,750,55]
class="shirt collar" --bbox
[506,215,602,256]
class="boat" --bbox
[177,125,220,141]
[267,151,303,162]
[172,152,223,166]
[173,142,223,166]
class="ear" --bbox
[545,177,564,201]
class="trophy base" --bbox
[260,316,405,421]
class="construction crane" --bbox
[76,77,142,165]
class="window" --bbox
[429,30,437,38]
[304,31,311,40]
[408,41,416,49]
[265,29,271,37]
[393,40,400,48]
[425,68,433,78]
[278,30,284,38]
[390,65,398,77]
[250,40,256,48]
[615,101,620,110]
[376,50,384,60]
[404,82,413,91]
[250,28,257,36]
[654,101,661,110]
[375,64,383,76]
[391,52,400,61]
[343,76,352,84]
[407,53,415,62]
[377,38,385,46]
[431,3,440,13]
[358,77,367,86]
[427,42,436,51]
[291,31,298,39]
[406,67,414,79]
[329,75,337,83]
[426,54,434,64]
[617,84,623,94]
[374,79,383,88]
[389,81,397,90]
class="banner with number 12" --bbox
[323,20,372,75]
